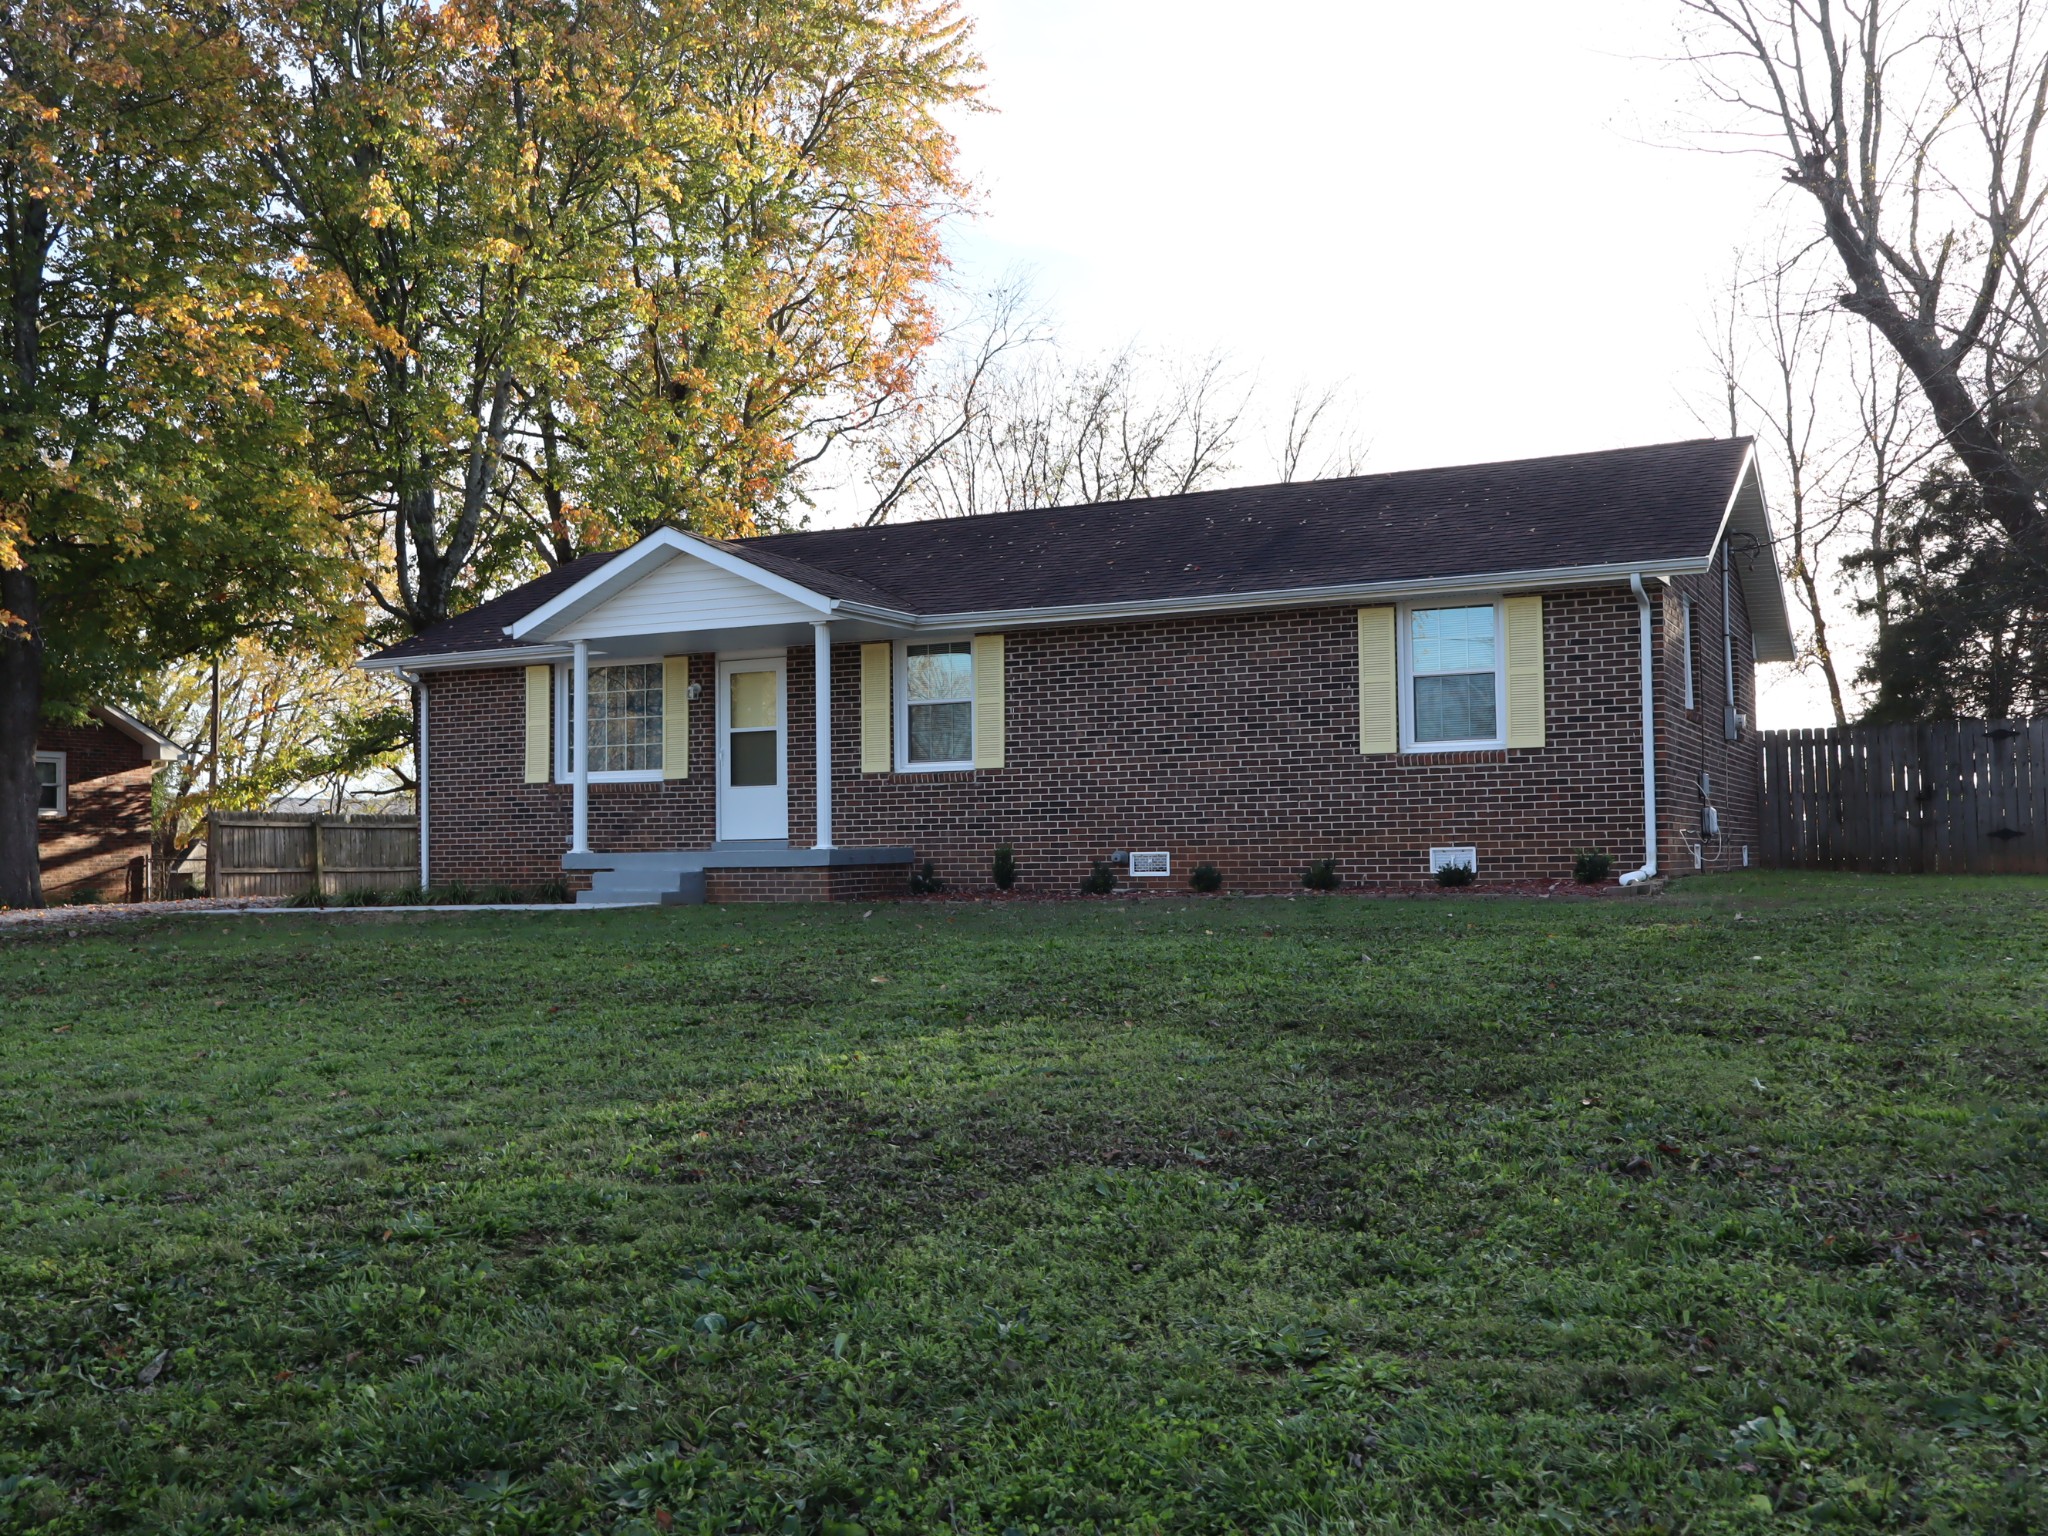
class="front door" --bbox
[716,654,788,842]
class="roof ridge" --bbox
[740,436,1754,548]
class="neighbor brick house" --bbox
[363,438,1792,902]
[34,707,183,902]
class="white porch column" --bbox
[812,621,833,849]
[414,674,429,886]
[572,638,590,854]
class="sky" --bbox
[877,0,1850,727]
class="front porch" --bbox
[470,527,936,904]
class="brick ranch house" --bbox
[33,706,183,902]
[363,437,1792,903]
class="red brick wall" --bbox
[703,865,910,903]
[35,720,156,901]
[1658,549,1764,875]
[424,584,1724,894]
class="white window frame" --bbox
[1681,593,1696,710]
[1398,598,1508,753]
[34,751,66,818]
[554,657,666,784]
[894,635,976,772]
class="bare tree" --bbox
[1704,251,1863,721]
[1842,322,1931,649]
[858,337,1252,520]
[852,283,1370,522]
[1272,381,1369,483]
[1680,0,2048,537]
[856,279,1052,525]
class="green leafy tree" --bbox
[138,640,412,890]
[0,0,356,909]
[1852,457,2048,720]
[250,0,980,629]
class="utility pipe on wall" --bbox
[1620,573,1659,886]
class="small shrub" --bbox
[389,885,429,906]
[339,888,385,908]
[1189,862,1223,894]
[1434,858,1477,888]
[287,888,328,909]
[1302,859,1341,892]
[908,860,944,895]
[1080,860,1118,896]
[535,875,572,904]
[477,883,521,906]
[57,889,103,907]
[1572,848,1613,885]
[992,843,1018,892]
[436,881,475,906]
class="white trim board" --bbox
[509,527,834,641]
[368,560,1726,675]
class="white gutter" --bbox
[1619,574,1659,886]
[363,558,1718,675]
[395,667,428,888]
[361,643,572,676]
[837,556,1714,635]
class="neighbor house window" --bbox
[899,639,974,768]
[556,661,663,780]
[35,752,65,817]
[1402,603,1504,750]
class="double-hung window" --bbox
[556,661,664,780]
[35,752,65,817]
[1401,602,1505,751]
[898,639,974,769]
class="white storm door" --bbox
[716,654,788,841]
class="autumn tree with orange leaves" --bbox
[1,0,975,906]
[0,0,359,910]
[247,0,979,633]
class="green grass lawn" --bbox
[2,874,2045,1535]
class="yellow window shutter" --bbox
[523,665,551,783]
[1504,594,1546,748]
[972,633,1006,769]
[860,642,891,772]
[662,657,690,778]
[1356,607,1397,754]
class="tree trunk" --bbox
[0,562,46,908]
[1800,169,2041,538]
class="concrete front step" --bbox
[566,844,915,907]
[576,869,708,907]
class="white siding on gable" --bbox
[549,553,819,641]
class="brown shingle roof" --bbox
[370,437,1755,663]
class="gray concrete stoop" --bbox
[562,844,915,907]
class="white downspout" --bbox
[1620,573,1659,885]
[571,638,590,854]
[397,668,428,888]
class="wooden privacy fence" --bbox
[1760,721,2048,873]
[208,813,420,898]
